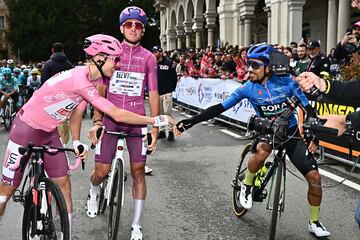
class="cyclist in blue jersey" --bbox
[0,68,19,114]
[175,44,331,237]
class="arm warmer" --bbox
[188,103,226,126]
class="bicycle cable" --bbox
[271,126,360,189]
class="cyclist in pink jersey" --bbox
[0,34,170,238]
[87,6,160,239]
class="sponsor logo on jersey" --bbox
[259,101,288,116]
[159,64,169,70]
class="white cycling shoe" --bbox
[308,221,331,237]
[239,182,253,209]
[145,165,153,175]
[131,225,143,240]
[86,191,99,218]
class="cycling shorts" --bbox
[95,116,147,164]
[1,114,68,188]
[257,127,318,176]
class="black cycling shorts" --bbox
[258,126,318,176]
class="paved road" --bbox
[0,109,359,240]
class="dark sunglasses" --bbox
[123,21,144,30]
[247,60,266,70]
[107,56,120,64]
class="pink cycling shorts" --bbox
[1,115,68,188]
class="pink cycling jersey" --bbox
[21,66,114,132]
[102,41,158,115]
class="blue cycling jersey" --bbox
[221,74,310,128]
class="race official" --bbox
[306,41,330,77]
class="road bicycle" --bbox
[12,143,84,240]
[232,134,287,240]
[92,128,150,240]
[2,97,16,131]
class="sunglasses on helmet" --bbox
[246,60,266,70]
[123,21,144,30]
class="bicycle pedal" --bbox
[231,179,241,190]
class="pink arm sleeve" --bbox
[146,54,158,91]
[76,101,87,112]
[77,85,114,114]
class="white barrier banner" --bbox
[174,77,256,124]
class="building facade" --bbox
[154,0,360,54]
[0,0,16,61]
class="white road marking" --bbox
[318,169,360,191]
[219,129,242,138]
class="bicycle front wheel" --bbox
[22,178,69,240]
[269,162,283,240]
[232,143,252,218]
[98,180,108,215]
[108,159,124,240]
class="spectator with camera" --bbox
[334,21,360,64]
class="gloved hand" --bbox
[175,118,194,133]
[72,140,89,160]
[153,115,172,127]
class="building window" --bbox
[0,16,4,30]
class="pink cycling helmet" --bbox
[119,6,147,26]
[83,34,123,58]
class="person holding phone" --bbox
[333,21,360,63]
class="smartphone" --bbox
[346,28,353,35]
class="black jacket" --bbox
[41,52,73,85]
[306,53,330,76]
[157,57,177,95]
[326,78,360,131]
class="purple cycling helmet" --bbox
[119,6,147,26]
[83,34,123,58]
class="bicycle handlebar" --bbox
[302,118,339,136]
[12,144,85,171]
[90,127,153,154]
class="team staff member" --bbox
[175,44,331,238]
[152,45,177,141]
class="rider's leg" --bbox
[304,170,322,221]
[130,161,146,227]
[0,183,16,221]
[90,162,111,186]
[243,142,272,186]
[285,133,330,237]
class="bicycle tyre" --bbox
[108,159,124,240]
[98,180,108,215]
[269,162,283,240]
[22,178,69,240]
[232,143,252,218]
[3,104,12,131]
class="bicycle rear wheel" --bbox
[108,159,124,240]
[232,143,252,218]
[22,178,69,240]
[269,161,283,240]
[3,104,12,131]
